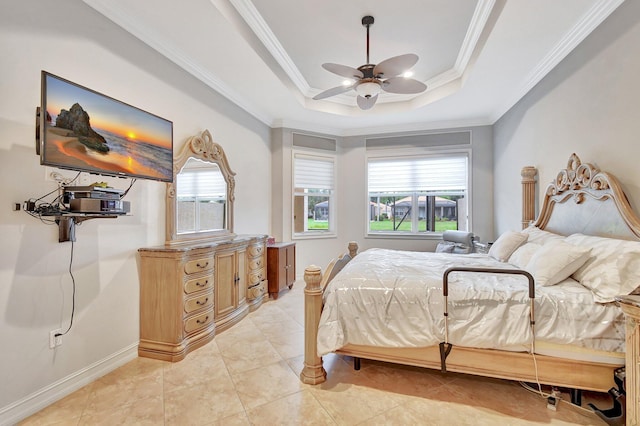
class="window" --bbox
[176,162,227,233]
[367,154,468,235]
[293,152,335,237]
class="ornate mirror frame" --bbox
[166,129,235,245]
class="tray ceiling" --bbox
[83,0,624,135]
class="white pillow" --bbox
[525,241,591,286]
[488,231,528,262]
[508,242,542,268]
[522,225,565,245]
[566,233,640,302]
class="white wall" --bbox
[493,0,640,236]
[0,1,270,422]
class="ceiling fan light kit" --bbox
[313,15,427,110]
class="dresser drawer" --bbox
[184,275,213,294]
[248,268,265,286]
[184,257,213,275]
[247,282,265,300]
[248,244,264,257]
[184,308,214,334]
[249,256,264,270]
[184,293,213,314]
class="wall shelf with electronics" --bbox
[24,184,131,243]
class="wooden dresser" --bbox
[266,242,296,299]
[138,234,267,361]
[617,294,640,425]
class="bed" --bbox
[300,153,640,398]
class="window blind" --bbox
[368,155,467,193]
[177,169,226,197]
[294,155,334,190]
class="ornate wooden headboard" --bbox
[522,153,640,240]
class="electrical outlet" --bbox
[49,329,63,349]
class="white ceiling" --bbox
[82,0,623,136]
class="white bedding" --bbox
[317,248,625,356]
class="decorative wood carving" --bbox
[300,265,326,384]
[521,166,537,229]
[534,153,640,238]
[166,129,236,245]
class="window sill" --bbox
[293,232,337,240]
[365,232,444,240]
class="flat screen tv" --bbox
[39,71,174,182]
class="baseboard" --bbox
[0,343,138,425]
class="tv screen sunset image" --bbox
[41,72,173,182]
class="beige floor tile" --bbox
[308,380,400,426]
[164,376,245,425]
[231,360,304,410]
[214,318,266,347]
[382,398,531,426]
[211,411,251,425]
[219,338,283,375]
[253,317,304,339]
[267,330,305,359]
[245,390,336,425]
[162,348,229,393]
[82,360,164,416]
[17,386,90,426]
[78,395,164,426]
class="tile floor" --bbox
[21,283,612,425]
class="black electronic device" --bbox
[63,185,124,204]
[69,198,130,214]
[38,71,174,182]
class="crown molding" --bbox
[228,0,311,96]
[82,0,274,126]
[233,0,495,109]
[275,116,493,138]
[490,0,625,123]
[454,0,496,75]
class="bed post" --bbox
[300,265,327,384]
[521,166,537,229]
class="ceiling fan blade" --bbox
[357,94,378,110]
[381,77,427,94]
[322,63,364,79]
[313,84,354,100]
[373,54,419,78]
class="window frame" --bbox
[365,149,471,239]
[292,150,337,240]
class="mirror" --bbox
[166,129,235,245]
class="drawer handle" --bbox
[196,280,209,287]
[196,261,209,269]
[196,297,209,306]
[196,316,209,325]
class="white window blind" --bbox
[177,169,226,198]
[294,155,334,190]
[368,156,467,193]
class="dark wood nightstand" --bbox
[267,242,296,299]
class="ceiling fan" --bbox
[313,15,427,110]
